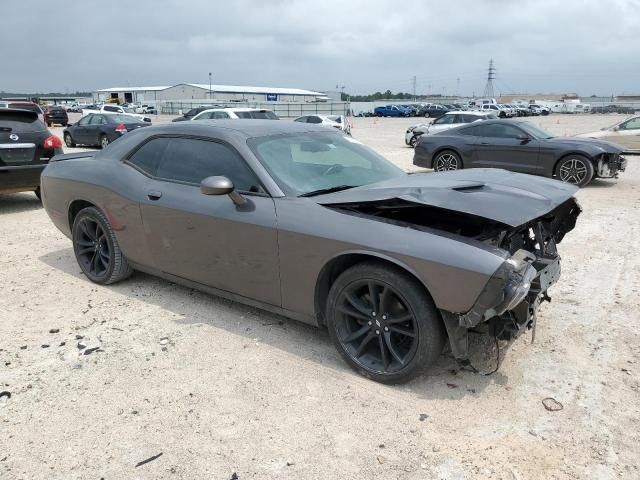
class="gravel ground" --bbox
[1,114,639,479]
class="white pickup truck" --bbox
[82,104,151,122]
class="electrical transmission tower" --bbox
[412,75,417,100]
[483,59,496,98]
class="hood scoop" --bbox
[451,182,486,192]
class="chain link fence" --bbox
[159,100,349,118]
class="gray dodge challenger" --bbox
[41,120,580,383]
[414,119,627,187]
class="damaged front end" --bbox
[596,152,627,178]
[440,198,581,361]
[323,190,581,365]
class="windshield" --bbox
[248,132,405,196]
[520,122,555,139]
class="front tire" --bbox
[555,155,594,187]
[326,262,445,384]
[433,150,462,171]
[72,207,133,284]
[424,112,431,118]
[409,135,419,148]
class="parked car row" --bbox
[591,104,638,114]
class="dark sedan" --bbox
[0,108,63,198]
[63,113,150,149]
[41,120,580,383]
[43,106,69,126]
[417,104,449,118]
[414,119,627,186]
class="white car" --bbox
[576,115,640,150]
[192,108,279,120]
[479,103,511,118]
[83,104,151,122]
[293,114,351,135]
[405,111,497,147]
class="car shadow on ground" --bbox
[587,178,618,188]
[0,193,42,214]
[39,247,508,399]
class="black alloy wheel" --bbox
[433,150,461,171]
[72,207,133,284]
[326,262,445,383]
[74,216,111,279]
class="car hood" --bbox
[545,136,626,152]
[316,169,578,227]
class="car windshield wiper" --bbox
[299,185,357,197]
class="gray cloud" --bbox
[2,0,639,95]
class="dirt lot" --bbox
[1,114,639,479]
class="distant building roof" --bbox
[182,84,324,96]
[96,86,171,92]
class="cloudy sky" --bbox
[3,0,639,96]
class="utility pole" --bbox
[412,75,416,100]
[209,72,212,99]
[456,77,460,97]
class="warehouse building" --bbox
[95,83,328,104]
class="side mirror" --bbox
[200,176,246,206]
[517,134,530,142]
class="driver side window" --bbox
[127,137,262,193]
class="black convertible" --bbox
[414,119,627,186]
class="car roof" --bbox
[444,110,490,116]
[143,119,338,138]
[199,107,273,113]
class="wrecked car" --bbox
[40,121,580,384]
[414,119,627,187]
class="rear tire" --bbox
[34,187,41,201]
[424,112,431,118]
[100,134,109,149]
[433,150,462,171]
[64,133,75,148]
[72,206,133,285]
[326,262,445,384]
[555,155,594,187]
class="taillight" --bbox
[43,135,62,149]
[115,123,127,134]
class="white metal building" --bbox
[95,84,328,104]
[95,86,171,104]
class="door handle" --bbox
[480,142,489,145]
[147,190,162,200]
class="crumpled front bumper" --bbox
[441,249,562,360]
[597,153,627,178]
